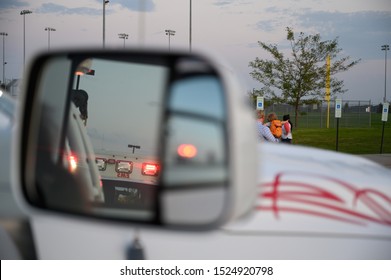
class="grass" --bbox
[293,126,391,154]
[265,111,391,154]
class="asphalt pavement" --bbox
[360,154,391,169]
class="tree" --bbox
[249,27,360,127]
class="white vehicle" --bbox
[3,48,391,260]
[95,151,159,209]
[0,90,105,259]
[64,104,105,204]
[0,91,25,218]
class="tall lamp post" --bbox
[45,27,56,50]
[381,44,389,103]
[118,33,129,48]
[20,10,32,72]
[189,0,192,52]
[165,29,175,51]
[103,0,110,48]
[0,32,7,86]
[380,44,390,154]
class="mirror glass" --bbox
[24,51,228,226]
[161,74,228,226]
[169,75,225,119]
[163,116,227,185]
[164,74,227,186]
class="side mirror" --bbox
[13,49,258,229]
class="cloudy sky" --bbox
[1,0,390,103]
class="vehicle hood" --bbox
[225,142,391,240]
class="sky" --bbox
[0,0,390,104]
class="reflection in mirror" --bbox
[28,56,73,206]
[164,74,227,186]
[31,55,169,221]
[73,58,168,219]
[25,51,230,227]
[162,74,228,226]
[163,116,227,186]
[169,75,225,120]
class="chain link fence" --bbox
[263,100,374,128]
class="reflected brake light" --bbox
[142,163,160,176]
[177,144,197,158]
[68,154,78,173]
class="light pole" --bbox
[20,10,32,72]
[381,44,389,103]
[45,27,56,50]
[165,29,175,51]
[103,0,109,48]
[118,33,129,48]
[138,0,145,45]
[0,32,7,86]
[189,0,192,52]
[380,44,390,154]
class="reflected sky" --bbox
[73,57,226,167]
[75,58,168,157]
[169,76,225,121]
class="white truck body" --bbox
[29,142,391,259]
[6,48,391,260]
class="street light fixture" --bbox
[20,9,32,72]
[44,27,56,50]
[103,0,110,48]
[0,32,7,86]
[118,33,129,48]
[381,44,389,103]
[165,29,175,51]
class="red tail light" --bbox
[68,154,78,173]
[142,163,160,176]
[99,175,103,188]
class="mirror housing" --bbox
[12,48,258,230]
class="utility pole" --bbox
[20,10,32,72]
[381,44,389,103]
[103,0,109,48]
[0,32,7,86]
[189,0,192,52]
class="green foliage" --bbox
[249,27,361,127]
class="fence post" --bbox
[369,100,371,128]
